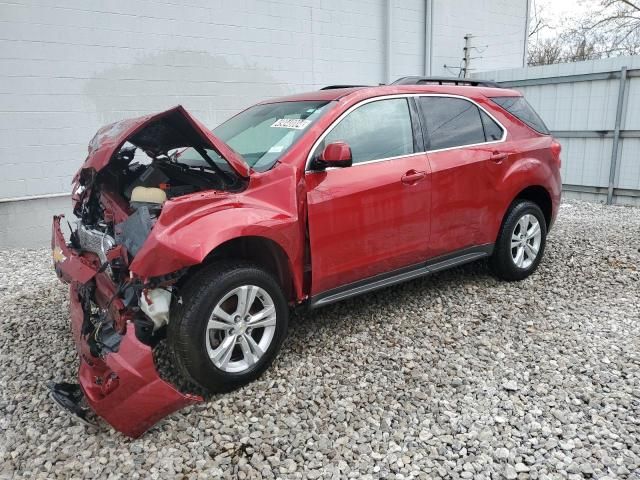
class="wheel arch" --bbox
[184,236,296,303]
[512,185,553,229]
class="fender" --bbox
[491,140,562,236]
[129,168,305,300]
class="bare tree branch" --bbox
[619,0,640,12]
[528,16,546,37]
[528,0,640,65]
[528,1,551,40]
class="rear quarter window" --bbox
[491,96,550,135]
[480,110,504,141]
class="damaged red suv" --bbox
[51,77,561,437]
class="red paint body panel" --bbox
[70,291,201,438]
[52,216,98,284]
[100,189,131,224]
[128,164,306,300]
[259,84,521,107]
[427,144,499,257]
[306,154,431,294]
[81,105,250,178]
[52,218,202,438]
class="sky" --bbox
[532,0,599,39]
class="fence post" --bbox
[607,66,627,205]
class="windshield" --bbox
[178,100,332,173]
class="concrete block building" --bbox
[0,0,529,247]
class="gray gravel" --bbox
[1,200,639,479]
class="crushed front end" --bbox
[48,106,251,437]
[52,215,201,438]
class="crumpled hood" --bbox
[80,105,251,178]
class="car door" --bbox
[417,95,507,258]
[305,97,431,295]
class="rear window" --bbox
[491,96,550,135]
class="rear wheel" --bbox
[490,200,547,281]
[168,261,289,393]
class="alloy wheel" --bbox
[510,214,542,269]
[205,285,277,373]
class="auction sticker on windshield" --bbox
[270,118,311,129]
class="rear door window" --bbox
[491,96,550,134]
[418,97,486,150]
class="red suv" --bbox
[51,77,561,436]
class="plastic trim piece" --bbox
[392,76,502,88]
[320,85,369,90]
[309,244,494,308]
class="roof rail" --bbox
[320,85,368,90]
[391,76,502,88]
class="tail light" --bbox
[550,140,562,169]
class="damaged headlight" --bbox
[75,223,116,275]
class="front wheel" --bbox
[490,200,547,281]
[168,261,289,393]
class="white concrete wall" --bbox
[0,0,528,247]
[388,0,426,80]
[429,0,528,76]
[0,0,387,201]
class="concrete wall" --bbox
[1,0,387,201]
[429,0,528,76]
[0,0,528,248]
[0,196,74,249]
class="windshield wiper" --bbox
[193,146,235,185]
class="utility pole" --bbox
[461,33,472,78]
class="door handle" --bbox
[490,151,508,163]
[401,170,427,184]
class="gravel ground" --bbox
[1,200,639,480]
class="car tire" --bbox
[490,200,547,281]
[168,260,289,393]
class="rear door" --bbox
[417,95,507,257]
[306,97,431,295]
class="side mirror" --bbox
[315,141,352,169]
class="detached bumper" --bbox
[52,216,202,438]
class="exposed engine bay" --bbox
[73,106,247,269]
[67,110,246,351]
[50,106,254,437]
[74,144,236,259]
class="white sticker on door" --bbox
[270,118,311,129]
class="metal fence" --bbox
[477,57,640,206]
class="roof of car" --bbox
[259,84,521,105]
